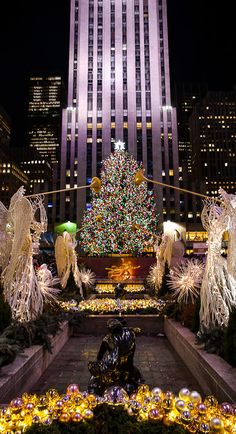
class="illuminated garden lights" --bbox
[59,298,166,315]
[96,283,146,294]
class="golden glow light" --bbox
[96,283,146,294]
[59,298,165,314]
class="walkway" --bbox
[31,335,201,395]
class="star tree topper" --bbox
[114,140,126,151]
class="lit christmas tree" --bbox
[80,146,157,255]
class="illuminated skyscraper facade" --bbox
[191,90,236,199]
[0,104,11,150]
[27,76,64,164]
[59,0,180,225]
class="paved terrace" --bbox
[31,334,201,395]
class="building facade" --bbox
[173,83,208,228]
[0,105,29,205]
[174,82,208,175]
[191,90,236,199]
[59,0,180,226]
[27,76,64,165]
[0,104,11,150]
[11,147,52,194]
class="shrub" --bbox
[25,404,189,434]
[158,262,170,298]
[0,287,12,333]
[223,306,236,367]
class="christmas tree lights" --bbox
[80,150,157,255]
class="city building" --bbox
[0,104,11,150]
[0,105,28,205]
[27,75,65,165]
[173,83,208,230]
[10,146,55,228]
[190,90,236,199]
[0,157,29,206]
[174,82,208,175]
[0,149,29,207]
[58,0,180,226]
[11,147,53,194]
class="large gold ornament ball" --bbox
[84,409,94,419]
[66,384,80,395]
[179,388,191,401]
[149,408,164,421]
[137,384,150,395]
[189,390,202,404]
[210,417,224,432]
[204,395,218,408]
[175,399,186,412]
[71,412,83,423]
[59,412,70,423]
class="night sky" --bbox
[0,0,235,146]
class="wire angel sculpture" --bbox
[219,187,236,280]
[1,187,59,322]
[200,197,236,331]
[55,231,83,297]
[147,234,173,292]
[0,201,13,272]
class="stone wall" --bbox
[164,318,236,403]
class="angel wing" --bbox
[55,234,68,278]
[2,196,33,290]
[0,201,13,271]
[0,201,9,230]
[158,235,173,268]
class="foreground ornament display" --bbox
[0,187,59,322]
[1,384,235,433]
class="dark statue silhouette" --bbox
[88,318,144,395]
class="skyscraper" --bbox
[0,106,29,205]
[0,104,11,150]
[173,82,208,227]
[174,82,208,175]
[27,76,65,164]
[191,90,236,198]
[59,0,180,226]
